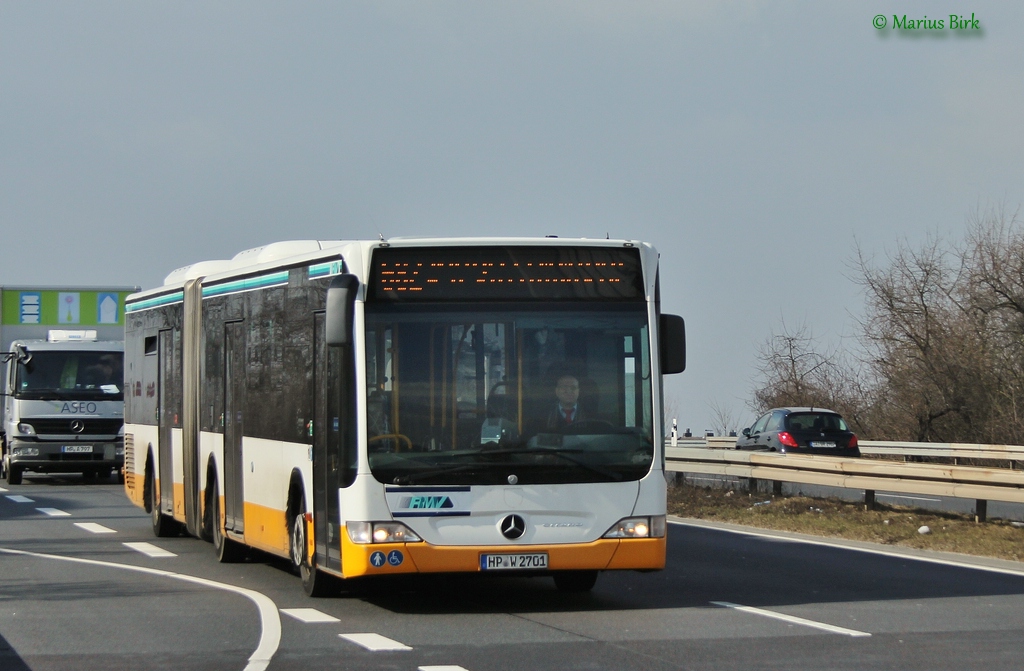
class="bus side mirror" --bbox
[326,274,359,347]
[659,314,685,374]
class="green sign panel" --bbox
[1,290,135,327]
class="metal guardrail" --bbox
[664,438,1024,522]
[666,436,1024,461]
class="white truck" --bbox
[0,286,137,485]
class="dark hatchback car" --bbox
[735,407,860,457]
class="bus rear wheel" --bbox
[146,465,179,537]
[212,481,246,563]
[553,570,599,593]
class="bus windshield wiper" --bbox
[449,446,623,481]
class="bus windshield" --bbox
[14,350,124,401]
[364,305,653,485]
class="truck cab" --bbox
[1,334,125,485]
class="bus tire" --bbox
[212,481,246,563]
[146,462,179,538]
[553,570,599,593]
[290,498,335,597]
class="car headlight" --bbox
[16,423,36,437]
[603,515,666,539]
[346,522,423,544]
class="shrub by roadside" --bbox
[668,483,1024,563]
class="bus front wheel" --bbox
[553,570,599,593]
[290,500,335,597]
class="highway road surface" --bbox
[3,473,1024,670]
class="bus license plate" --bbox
[480,553,549,571]
[809,441,836,448]
[62,445,93,453]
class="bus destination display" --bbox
[368,246,645,302]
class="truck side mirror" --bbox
[659,314,685,374]
[326,274,359,347]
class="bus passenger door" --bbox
[157,330,175,516]
[223,321,245,533]
[313,313,342,572]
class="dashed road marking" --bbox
[420,667,470,671]
[74,522,116,534]
[37,508,71,516]
[281,608,340,623]
[123,542,176,558]
[711,601,871,637]
[339,633,412,651]
[6,495,34,503]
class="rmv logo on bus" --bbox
[399,496,454,509]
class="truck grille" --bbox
[24,418,124,436]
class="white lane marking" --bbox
[340,633,412,651]
[0,546,281,671]
[281,608,339,623]
[0,486,8,492]
[420,667,470,671]
[123,542,177,558]
[6,495,34,503]
[74,522,116,534]
[876,494,942,502]
[37,508,71,517]
[712,601,871,637]
[671,519,1024,579]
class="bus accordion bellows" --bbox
[123,238,685,595]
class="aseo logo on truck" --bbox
[61,402,99,414]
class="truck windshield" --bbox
[14,351,124,401]
[364,305,653,486]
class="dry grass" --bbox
[668,483,1024,563]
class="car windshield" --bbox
[786,412,847,432]
[364,305,654,485]
[14,350,124,401]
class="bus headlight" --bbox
[13,447,39,456]
[16,423,36,437]
[347,522,423,544]
[603,515,666,539]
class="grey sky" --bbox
[2,2,1021,433]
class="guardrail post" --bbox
[747,477,757,494]
[975,500,987,523]
[864,490,875,511]
[772,480,782,496]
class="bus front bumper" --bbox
[339,533,666,579]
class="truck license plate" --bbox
[62,445,94,453]
[480,553,548,570]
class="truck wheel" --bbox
[6,464,22,486]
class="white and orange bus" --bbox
[123,238,685,595]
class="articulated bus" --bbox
[123,238,685,595]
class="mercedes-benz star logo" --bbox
[499,514,526,540]
[70,420,86,434]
